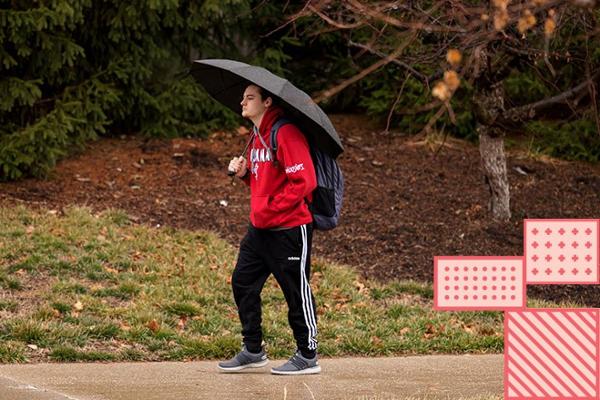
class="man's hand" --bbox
[228,156,248,178]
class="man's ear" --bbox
[264,97,273,108]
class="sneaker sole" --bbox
[270,365,321,375]
[217,359,269,372]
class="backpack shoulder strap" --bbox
[269,118,292,155]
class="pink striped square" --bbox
[434,256,525,311]
[524,220,599,284]
[504,309,599,400]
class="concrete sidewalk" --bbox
[0,354,503,400]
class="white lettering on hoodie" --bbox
[285,163,305,174]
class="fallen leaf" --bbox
[147,319,160,333]
[27,344,38,350]
[399,327,411,336]
[177,316,188,331]
[354,280,365,292]
[425,323,436,335]
[353,280,369,294]
[73,301,84,311]
[104,266,119,274]
[227,312,237,319]
[478,326,497,336]
[463,323,475,334]
[352,302,368,309]
[371,336,383,346]
[423,323,443,339]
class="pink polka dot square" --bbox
[434,256,525,311]
[524,220,599,284]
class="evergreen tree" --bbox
[0,0,253,180]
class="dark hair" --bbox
[257,87,277,106]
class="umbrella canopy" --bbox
[190,59,343,158]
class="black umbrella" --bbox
[190,59,344,158]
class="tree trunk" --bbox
[478,126,511,222]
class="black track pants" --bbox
[232,223,318,352]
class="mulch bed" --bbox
[2,114,599,306]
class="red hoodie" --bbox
[242,106,316,229]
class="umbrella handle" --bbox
[227,131,254,178]
[227,157,245,177]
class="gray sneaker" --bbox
[218,345,269,372]
[271,351,321,375]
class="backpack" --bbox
[270,118,344,231]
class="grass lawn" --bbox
[0,205,572,363]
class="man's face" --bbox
[240,85,270,120]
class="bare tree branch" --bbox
[262,2,312,38]
[302,0,599,224]
[385,74,411,133]
[313,34,416,103]
[417,104,447,137]
[346,0,467,33]
[570,0,599,7]
[583,19,600,136]
[503,70,600,121]
[348,40,429,83]
[444,100,457,125]
[307,4,363,29]
[354,23,389,59]
[588,70,599,136]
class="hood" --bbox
[257,106,285,138]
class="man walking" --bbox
[218,84,320,375]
